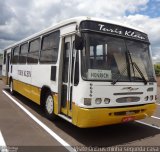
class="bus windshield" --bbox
[81,32,155,82]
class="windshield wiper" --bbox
[111,66,128,85]
[111,49,147,85]
[127,49,147,85]
[132,62,148,85]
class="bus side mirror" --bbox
[75,35,84,50]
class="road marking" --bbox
[151,116,160,120]
[0,130,6,146]
[0,130,9,152]
[3,90,76,152]
[136,121,160,130]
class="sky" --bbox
[0,0,160,62]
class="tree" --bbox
[154,64,160,76]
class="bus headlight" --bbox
[104,98,110,104]
[84,98,92,106]
[144,96,149,101]
[149,95,154,101]
[95,98,102,104]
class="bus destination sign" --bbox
[80,21,149,42]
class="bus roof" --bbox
[3,16,145,51]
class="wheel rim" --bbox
[45,95,53,114]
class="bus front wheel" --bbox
[44,93,56,120]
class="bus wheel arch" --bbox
[40,86,57,120]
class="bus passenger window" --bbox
[28,38,40,64]
[12,46,19,64]
[3,51,6,64]
[40,31,60,63]
[19,43,28,64]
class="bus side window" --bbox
[3,51,6,64]
[28,38,40,64]
[19,43,28,64]
[40,31,60,64]
[74,51,79,86]
[12,46,19,64]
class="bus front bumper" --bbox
[73,103,157,128]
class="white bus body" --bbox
[2,17,157,128]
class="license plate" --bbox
[122,116,135,122]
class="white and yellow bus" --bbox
[2,17,157,128]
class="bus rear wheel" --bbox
[9,80,15,95]
[44,93,56,120]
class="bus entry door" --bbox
[61,36,75,117]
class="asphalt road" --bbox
[0,80,160,152]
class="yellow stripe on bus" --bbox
[13,79,41,105]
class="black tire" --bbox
[9,80,15,95]
[44,92,57,120]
